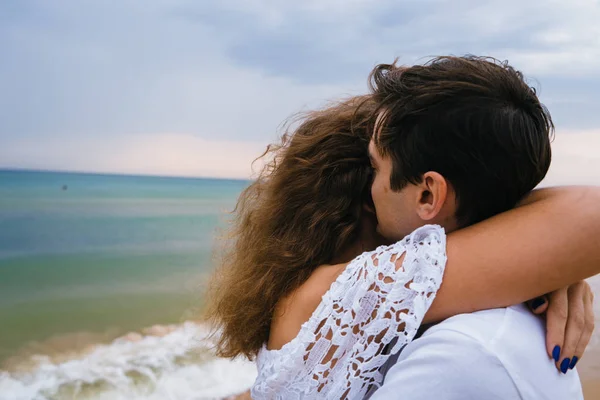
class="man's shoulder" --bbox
[393,304,583,400]
[422,303,542,347]
[374,321,520,400]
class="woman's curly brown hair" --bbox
[204,95,377,360]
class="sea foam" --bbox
[0,322,257,400]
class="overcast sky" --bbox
[1,0,599,182]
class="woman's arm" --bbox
[421,186,599,372]
[425,186,600,323]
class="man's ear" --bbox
[415,171,448,221]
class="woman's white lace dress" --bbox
[251,224,447,399]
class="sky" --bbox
[0,0,599,182]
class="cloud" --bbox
[0,0,357,141]
[167,0,600,129]
[2,125,598,182]
[543,129,600,186]
[0,132,267,179]
[176,0,600,82]
[1,1,600,176]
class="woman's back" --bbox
[268,263,347,351]
[253,225,447,399]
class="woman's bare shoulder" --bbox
[267,263,347,350]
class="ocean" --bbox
[0,169,598,399]
[0,170,257,399]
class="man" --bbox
[366,56,584,398]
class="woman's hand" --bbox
[527,281,595,374]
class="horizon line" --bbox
[0,167,252,182]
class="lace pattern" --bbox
[252,224,447,400]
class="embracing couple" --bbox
[207,56,599,399]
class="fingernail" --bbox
[569,356,578,370]
[552,345,561,362]
[531,297,546,310]
[560,358,571,374]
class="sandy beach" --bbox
[578,345,600,398]
[582,378,600,399]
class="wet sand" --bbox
[578,347,600,399]
[582,381,600,399]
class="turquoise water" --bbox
[2,169,599,399]
[0,169,248,363]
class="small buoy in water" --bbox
[62,185,68,191]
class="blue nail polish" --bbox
[560,358,570,374]
[531,297,546,310]
[552,345,561,362]
[569,357,578,370]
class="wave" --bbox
[0,322,257,400]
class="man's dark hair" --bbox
[369,55,554,226]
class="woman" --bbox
[206,96,598,398]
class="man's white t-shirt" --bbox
[370,304,584,400]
